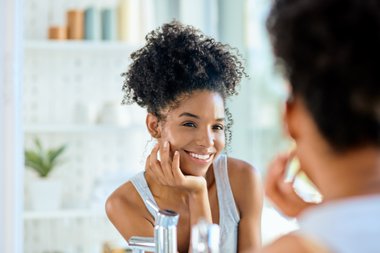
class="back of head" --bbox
[267,0,380,152]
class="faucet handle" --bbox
[127,236,155,252]
[156,209,179,227]
[145,199,179,227]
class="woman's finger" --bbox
[265,154,288,197]
[145,154,150,171]
[160,141,175,183]
[265,153,301,215]
[146,154,161,183]
[172,151,184,183]
[149,144,165,184]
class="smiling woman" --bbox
[149,91,225,177]
[105,20,263,253]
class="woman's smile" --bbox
[184,150,214,164]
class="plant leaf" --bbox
[48,145,66,165]
[25,139,67,178]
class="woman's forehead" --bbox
[165,90,225,119]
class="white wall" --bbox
[218,0,253,162]
[0,0,23,252]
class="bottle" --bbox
[191,219,220,253]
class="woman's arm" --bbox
[105,182,155,241]
[229,158,264,252]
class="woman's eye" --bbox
[213,125,224,131]
[183,122,196,128]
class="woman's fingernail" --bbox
[164,141,168,148]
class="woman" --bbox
[261,0,380,252]
[106,21,263,253]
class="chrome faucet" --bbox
[127,200,179,253]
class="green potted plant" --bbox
[25,138,67,211]
[25,138,66,177]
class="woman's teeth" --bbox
[189,152,211,160]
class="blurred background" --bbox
[1,0,299,252]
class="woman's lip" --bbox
[184,150,213,156]
[184,150,214,164]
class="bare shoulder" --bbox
[105,181,141,215]
[226,157,262,212]
[260,234,330,253]
[226,157,260,180]
[226,157,261,194]
[105,179,154,240]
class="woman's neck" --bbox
[311,147,380,201]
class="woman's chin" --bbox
[180,166,209,177]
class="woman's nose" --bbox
[196,128,214,147]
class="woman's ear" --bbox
[284,96,297,140]
[146,113,161,138]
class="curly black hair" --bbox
[267,0,380,152]
[122,21,246,147]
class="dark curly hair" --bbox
[122,21,246,147]
[267,0,380,152]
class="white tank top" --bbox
[296,194,380,253]
[130,154,240,253]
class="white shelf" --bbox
[23,208,106,220]
[24,124,144,134]
[24,40,140,51]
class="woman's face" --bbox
[158,90,226,177]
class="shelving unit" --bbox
[22,0,152,248]
[23,37,149,252]
[23,36,146,252]
[24,40,140,51]
[24,124,144,134]
[24,209,106,220]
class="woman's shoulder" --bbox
[105,172,147,210]
[106,180,138,207]
[259,233,330,253]
[225,157,262,210]
[105,179,155,239]
[105,180,143,220]
[226,156,260,180]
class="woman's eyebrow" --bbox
[178,112,224,122]
[179,112,200,119]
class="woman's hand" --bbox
[146,141,212,226]
[265,152,317,217]
[146,141,207,194]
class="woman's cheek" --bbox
[216,134,226,150]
